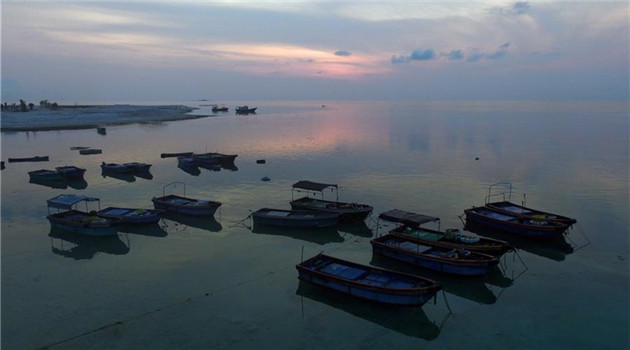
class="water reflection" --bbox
[296,281,443,340]
[178,163,201,176]
[29,177,88,190]
[370,255,499,305]
[101,169,136,182]
[252,225,344,245]
[337,221,373,238]
[465,222,574,262]
[161,213,222,233]
[118,222,168,238]
[48,227,129,260]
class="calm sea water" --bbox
[1,101,628,349]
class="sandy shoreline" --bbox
[0,104,210,132]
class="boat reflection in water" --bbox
[252,225,344,245]
[370,254,500,305]
[464,222,574,262]
[337,221,373,238]
[161,212,222,233]
[118,222,168,238]
[29,177,88,190]
[48,227,129,260]
[296,280,444,340]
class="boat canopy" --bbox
[47,194,100,209]
[378,209,439,227]
[292,180,338,192]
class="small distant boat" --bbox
[290,180,373,222]
[101,162,151,173]
[161,152,194,158]
[463,206,570,240]
[192,152,238,165]
[235,106,257,114]
[79,149,102,155]
[1,161,5,170]
[28,169,65,181]
[46,194,121,237]
[97,207,162,224]
[8,155,49,163]
[296,253,442,306]
[379,209,511,255]
[55,165,86,179]
[252,208,340,228]
[151,182,221,216]
[370,234,500,276]
[212,105,229,112]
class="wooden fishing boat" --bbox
[211,106,229,112]
[55,165,86,179]
[161,152,194,158]
[79,149,102,155]
[296,253,442,306]
[235,106,257,114]
[463,206,570,240]
[151,182,221,216]
[28,169,65,181]
[9,155,49,162]
[379,209,511,255]
[485,201,577,226]
[101,162,151,173]
[191,152,238,165]
[252,208,340,228]
[97,207,162,224]
[370,234,500,276]
[483,182,577,225]
[290,180,373,222]
[46,194,121,236]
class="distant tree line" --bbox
[1,99,58,112]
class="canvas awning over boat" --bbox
[47,194,100,209]
[378,209,439,227]
[292,180,338,192]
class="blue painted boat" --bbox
[252,208,340,228]
[370,234,499,276]
[463,206,569,240]
[290,180,373,223]
[55,165,86,179]
[151,182,221,216]
[97,207,162,224]
[296,253,442,306]
[46,194,121,237]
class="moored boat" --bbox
[97,207,162,224]
[101,162,152,173]
[212,105,229,112]
[9,155,49,162]
[161,152,194,158]
[370,233,500,276]
[46,194,121,237]
[79,149,102,155]
[296,253,442,306]
[151,182,221,216]
[485,201,577,226]
[252,208,340,228]
[290,180,373,222]
[235,106,257,114]
[379,209,511,255]
[463,206,570,240]
[55,165,87,179]
[28,169,65,181]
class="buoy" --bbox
[261,176,270,181]
[256,159,266,164]
[475,157,480,160]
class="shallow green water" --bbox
[1,101,628,349]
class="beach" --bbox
[0,104,204,131]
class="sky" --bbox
[1,1,628,102]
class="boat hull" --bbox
[370,235,499,276]
[252,208,339,228]
[97,207,162,224]
[290,197,373,223]
[152,195,221,216]
[464,207,569,240]
[296,254,441,306]
[390,226,511,255]
[485,201,577,225]
[47,210,120,237]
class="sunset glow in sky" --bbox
[2,1,628,101]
